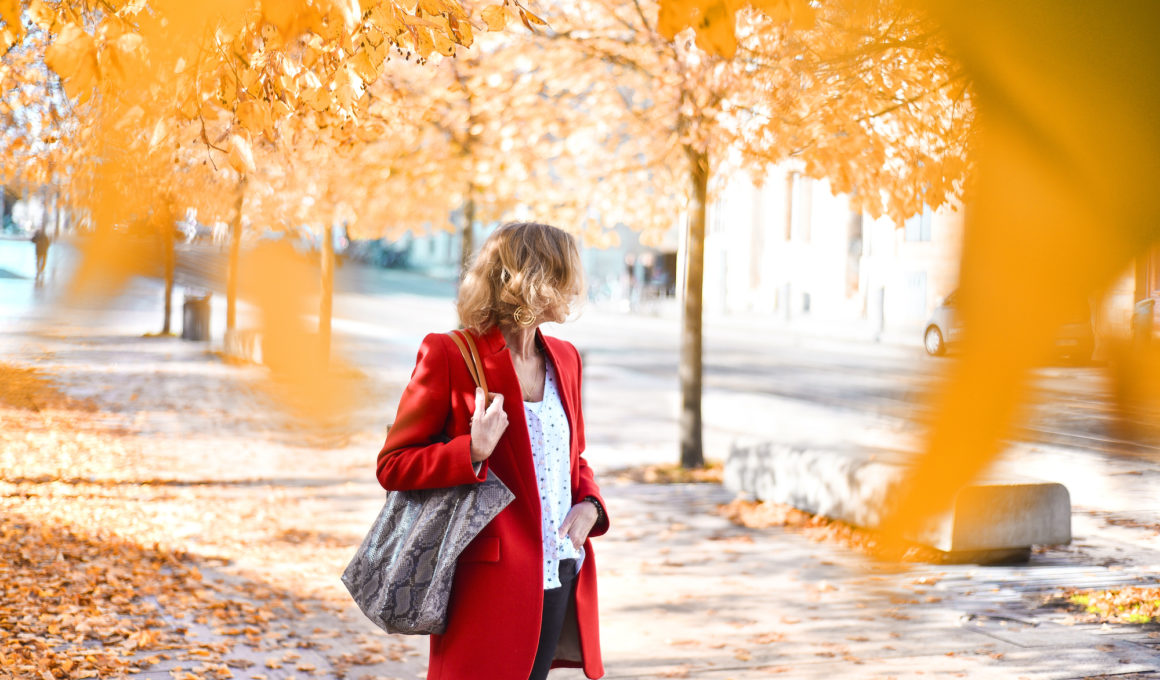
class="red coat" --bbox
[377,326,608,680]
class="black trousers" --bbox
[528,559,578,680]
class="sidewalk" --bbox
[3,282,1160,679]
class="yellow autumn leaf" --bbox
[304,86,331,113]
[417,0,451,16]
[431,27,455,56]
[301,36,324,68]
[235,99,271,135]
[148,119,168,150]
[240,67,263,97]
[656,0,739,55]
[0,0,21,37]
[178,94,200,120]
[349,48,379,82]
[747,0,790,23]
[522,8,548,26]
[480,5,509,31]
[219,76,238,109]
[690,2,737,58]
[656,0,693,40]
[402,13,442,29]
[447,12,473,47]
[412,24,436,57]
[332,0,360,33]
[26,0,56,30]
[261,0,300,35]
[227,133,256,174]
[333,74,356,112]
[44,23,99,101]
[270,98,294,119]
[367,4,406,36]
[787,0,815,30]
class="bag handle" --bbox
[447,330,489,407]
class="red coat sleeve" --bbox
[567,342,610,538]
[376,333,488,491]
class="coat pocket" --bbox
[458,536,501,563]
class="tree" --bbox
[0,19,78,241]
[546,0,972,467]
[342,28,619,296]
[2,0,546,425]
[1,0,536,295]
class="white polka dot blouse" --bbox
[523,359,584,589]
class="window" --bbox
[783,172,794,241]
[1143,245,1160,298]
[904,205,934,242]
[787,173,812,243]
[710,198,726,235]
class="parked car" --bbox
[1132,298,1160,344]
[923,291,961,356]
[249,227,348,265]
[923,290,1095,362]
[345,238,411,269]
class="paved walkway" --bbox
[3,274,1160,679]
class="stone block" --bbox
[724,442,1071,561]
[223,328,262,363]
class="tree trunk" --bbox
[40,185,50,234]
[680,145,708,469]
[455,192,476,329]
[227,177,246,334]
[320,222,335,368]
[53,189,64,237]
[459,192,475,283]
[161,207,175,335]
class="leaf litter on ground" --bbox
[718,497,947,563]
[0,360,416,678]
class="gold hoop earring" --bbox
[513,306,537,327]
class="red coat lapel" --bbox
[474,326,537,510]
[539,331,581,469]
[473,326,582,500]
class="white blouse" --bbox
[524,359,584,589]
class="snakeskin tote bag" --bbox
[342,330,514,635]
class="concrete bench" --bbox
[724,442,1071,563]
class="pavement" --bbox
[3,250,1160,679]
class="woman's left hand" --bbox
[559,501,599,551]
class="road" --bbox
[167,243,1160,466]
[126,241,1160,464]
[4,238,1156,465]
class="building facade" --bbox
[703,167,963,338]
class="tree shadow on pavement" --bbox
[26,331,386,451]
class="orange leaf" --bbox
[480,5,508,31]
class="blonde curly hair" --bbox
[457,222,585,332]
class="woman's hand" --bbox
[559,501,599,550]
[470,388,507,463]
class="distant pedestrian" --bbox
[31,229,49,283]
[376,222,609,680]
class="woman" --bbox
[377,222,609,680]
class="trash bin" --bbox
[182,292,211,341]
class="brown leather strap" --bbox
[447,330,488,407]
[447,331,479,386]
[461,331,489,397]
